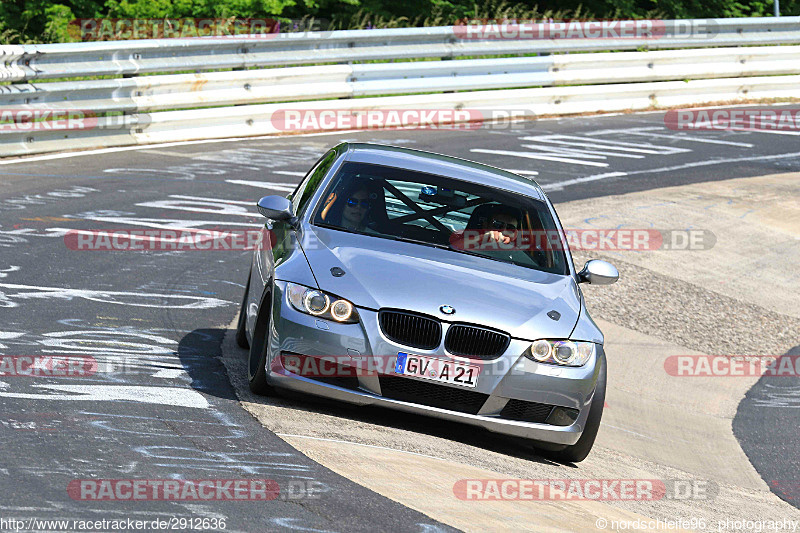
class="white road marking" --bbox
[741,129,800,136]
[168,195,255,205]
[0,282,231,309]
[120,461,139,473]
[0,266,20,278]
[38,329,174,356]
[226,180,296,191]
[590,127,755,147]
[0,331,25,349]
[613,150,800,176]
[534,150,800,192]
[152,368,187,379]
[0,506,53,511]
[471,148,609,167]
[136,196,256,217]
[133,446,310,474]
[520,144,644,160]
[519,146,607,160]
[84,411,247,438]
[542,172,628,191]
[270,518,339,532]
[59,217,255,230]
[502,169,539,176]
[272,170,306,177]
[521,135,691,155]
[0,385,210,408]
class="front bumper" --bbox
[265,280,604,446]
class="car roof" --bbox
[342,142,547,201]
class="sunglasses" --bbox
[490,219,517,231]
[346,197,371,209]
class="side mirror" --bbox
[257,196,295,224]
[578,259,619,285]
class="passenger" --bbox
[320,184,376,233]
[339,188,372,232]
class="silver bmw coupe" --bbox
[237,142,618,462]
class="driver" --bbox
[481,206,519,246]
[449,204,521,252]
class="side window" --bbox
[292,150,337,217]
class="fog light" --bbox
[546,406,580,427]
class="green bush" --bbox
[0,0,795,44]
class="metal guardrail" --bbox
[2,17,800,82]
[4,74,798,157]
[1,17,799,157]
[2,46,799,113]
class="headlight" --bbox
[524,340,595,367]
[303,290,329,316]
[287,283,359,324]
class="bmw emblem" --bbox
[440,305,456,315]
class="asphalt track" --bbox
[734,344,800,509]
[0,105,798,531]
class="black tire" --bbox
[247,286,277,396]
[547,358,606,463]
[235,273,251,349]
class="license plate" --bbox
[394,352,480,388]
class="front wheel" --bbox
[235,273,251,349]
[546,358,606,463]
[247,286,277,396]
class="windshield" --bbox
[311,162,568,275]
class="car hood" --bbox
[301,225,581,340]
